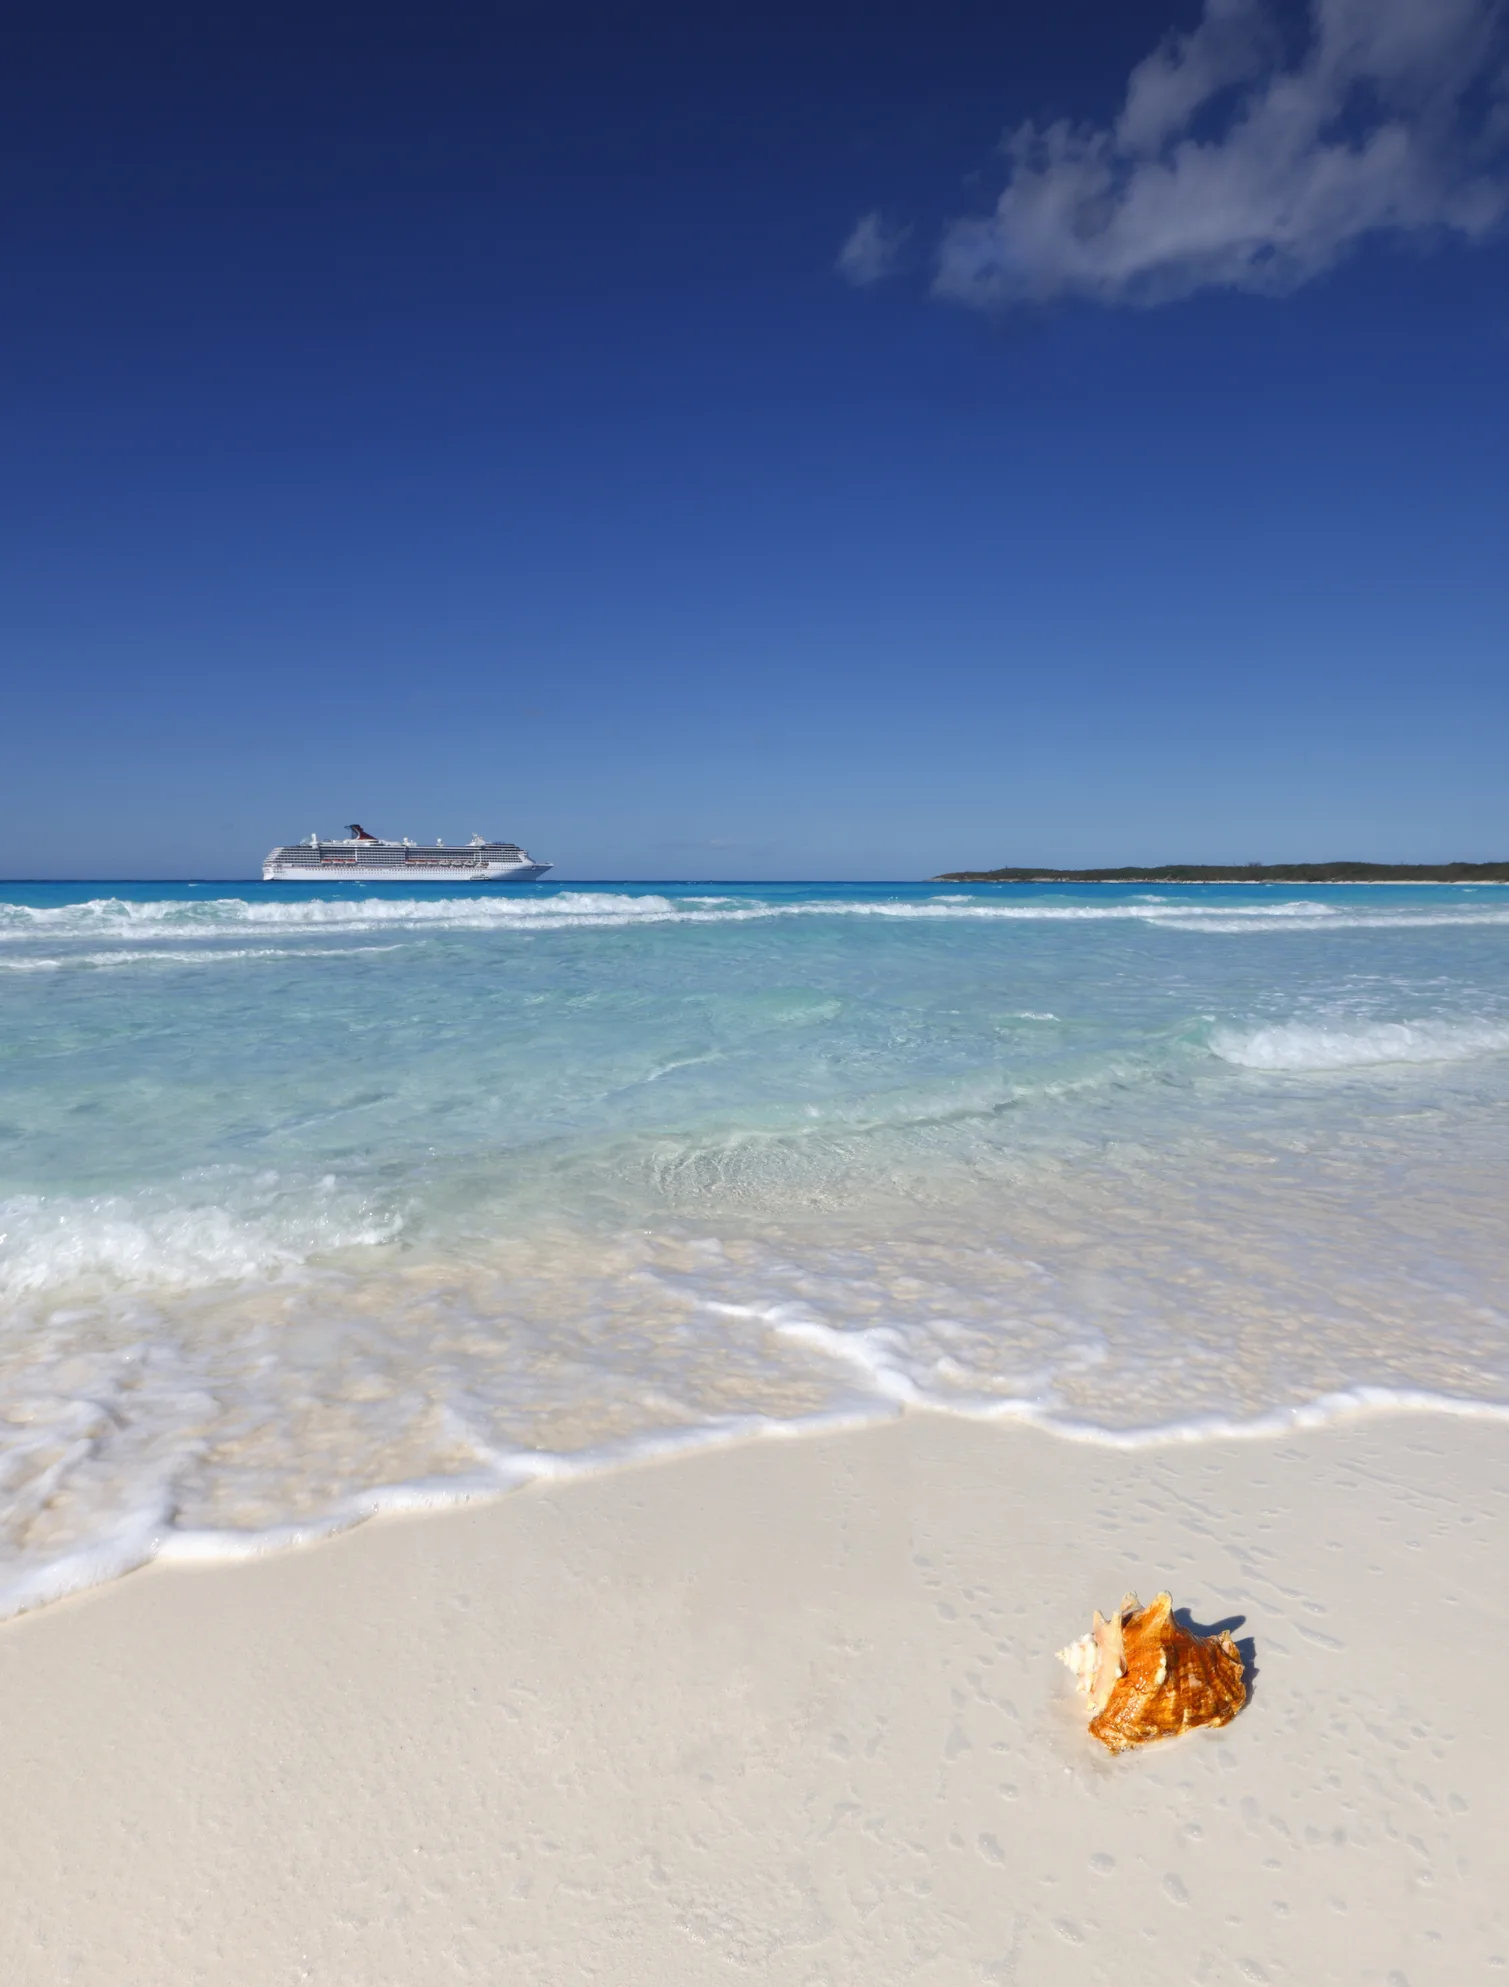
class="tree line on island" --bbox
[931,862,1509,884]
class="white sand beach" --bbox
[2,1410,1505,1984]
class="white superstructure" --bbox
[263,825,552,883]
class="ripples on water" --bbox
[2,879,1507,1614]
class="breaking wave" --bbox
[0,945,405,973]
[0,1182,401,1298]
[1210,1017,1509,1070]
[5,890,1509,950]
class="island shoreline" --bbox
[934,862,1509,884]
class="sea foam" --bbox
[5,888,1509,953]
[1210,1017,1509,1069]
[0,1183,401,1297]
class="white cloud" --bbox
[837,210,909,285]
[933,0,1509,310]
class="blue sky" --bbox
[2,0,1506,879]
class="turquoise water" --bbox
[3,878,1508,1613]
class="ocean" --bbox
[3,877,1508,1617]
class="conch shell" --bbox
[1057,1592,1246,1753]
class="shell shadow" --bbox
[1172,1605,1259,1706]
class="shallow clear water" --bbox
[3,877,1508,1614]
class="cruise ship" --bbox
[263,825,552,883]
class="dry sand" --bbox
[1,1411,1505,1984]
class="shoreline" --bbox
[9,1383,1509,1628]
[3,1410,1505,1983]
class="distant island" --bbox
[932,861,1509,884]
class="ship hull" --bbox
[262,861,552,883]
